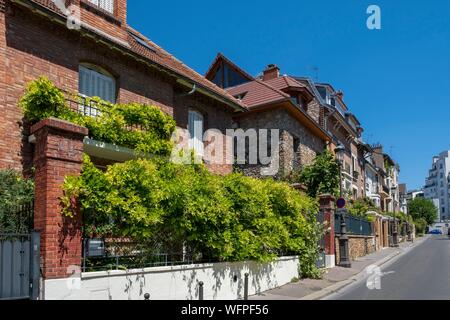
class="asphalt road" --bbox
[327,235,450,300]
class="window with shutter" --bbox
[79,65,116,117]
[188,110,204,158]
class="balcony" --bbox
[63,92,147,133]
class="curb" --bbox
[300,236,429,300]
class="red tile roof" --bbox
[21,0,246,111]
[264,76,310,92]
[227,79,290,108]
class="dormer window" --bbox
[88,0,114,14]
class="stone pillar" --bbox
[319,194,336,268]
[31,118,87,279]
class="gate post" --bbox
[30,231,41,300]
[31,118,87,281]
[319,194,336,268]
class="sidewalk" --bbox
[249,236,429,300]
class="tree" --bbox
[295,151,340,198]
[408,198,438,226]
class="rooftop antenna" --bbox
[308,66,319,82]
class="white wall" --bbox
[43,256,300,300]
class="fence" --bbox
[335,212,373,236]
[62,91,147,132]
[0,201,34,234]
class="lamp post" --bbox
[335,144,351,268]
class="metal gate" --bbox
[316,210,326,268]
[0,201,40,300]
[0,232,40,300]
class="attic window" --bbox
[88,0,114,14]
[234,92,247,101]
[129,32,157,53]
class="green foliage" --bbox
[19,77,176,156]
[408,198,438,226]
[294,150,340,198]
[384,211,414,224]
[63,156,322,278]
[0,170,35,233]
[413,218,428,235]
[348,197,379,218]
[19,76,71,122]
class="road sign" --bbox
[337,198,346,209]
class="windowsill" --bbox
[80,0,122,26]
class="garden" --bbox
[16,77,324,278]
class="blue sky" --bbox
[128,0,450,190]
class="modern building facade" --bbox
[424,151,450,222]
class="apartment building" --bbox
[424,151,450,221]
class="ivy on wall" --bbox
[62,156,323,278]
[19,77,176,156]
[20,76,324,278]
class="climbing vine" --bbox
[20,76,176,156]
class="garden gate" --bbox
[0,202,40,300]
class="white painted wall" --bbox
[43,256,300,300]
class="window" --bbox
[188,110,204,157]
[290,95,300,106]
[79,65,116,103]
[88,0,114,14]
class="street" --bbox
[326,236,450,300]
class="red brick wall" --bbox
[1,2,234,175]
[32,118,88,279]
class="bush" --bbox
[19,77,176,156]
[63,156,322,278]
[348,197,378,218]
[0,170,35,233]
[414,218,427,235]
[293,150,340,198]
[19,76,71,122]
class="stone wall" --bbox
[236,108,326,179]
[335,235,376,265]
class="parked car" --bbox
[429,229,443,235]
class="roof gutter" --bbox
[13,0,246,113]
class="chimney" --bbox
[336,91,344,101]
[262,64,280,81]
[116,0,127,25]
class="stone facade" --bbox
[335,235,377,264]
[235,108,326,179]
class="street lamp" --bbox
[334,144,351,268]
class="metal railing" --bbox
[60,91,147,133]
[335,213,373,236]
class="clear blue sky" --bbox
[128,0,450,190]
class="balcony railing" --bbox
[61,91,147,133]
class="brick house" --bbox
[206,54,332,179]
[0,0,246,177]
[0,0,250,282]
